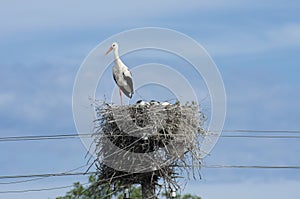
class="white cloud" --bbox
[0,0,250,35]
[0,63,75,126]
[204,23,300,56]
[266,23,300,47]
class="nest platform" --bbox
[92,101,206,192]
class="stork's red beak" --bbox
[105,46,113,55]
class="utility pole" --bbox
[123,187,130,199]
[141,175,157,199]
[171,189,176,199]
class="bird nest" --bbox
[92,100,207,191]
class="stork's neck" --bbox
[113,48,119,60]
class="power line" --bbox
[0,133,91,142]
[0,164,299,194]
[0,163,93,185]
[202,165,300,169]
[221,135,300,139]
[0,182,90,194]
[0,176,46,185]
[223,129,300,133]
[0,166,161,194]
[170,164,300,169]
[1,164,299,180]
[1,130,300,142]
[0,172,96,180]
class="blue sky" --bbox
[1,0,300,198]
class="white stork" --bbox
[105,42,134,105]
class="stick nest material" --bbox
[92,101,207,191]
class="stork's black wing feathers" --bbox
[121,72,134,98]
[112,72,117,84]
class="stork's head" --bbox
[105,42,118,55]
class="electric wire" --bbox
[0,164,299,180]
[0,172,96,180]
[201,165,300,169]
[0,164,89,185]
[0,182,90,194]
[0,164,300,194]
[1,129,300,194]
[1,130,300,142]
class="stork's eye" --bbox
[112,44,115,47]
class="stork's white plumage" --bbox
[105,42,134,105]
[149,100,160,105]
[136,100,149,106]
[161,102,171,106]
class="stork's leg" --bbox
[119,88,123,105]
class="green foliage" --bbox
[181,193,202,199]
[162,191,201,199]
[56,175,115,199]
[56,175,201,199]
